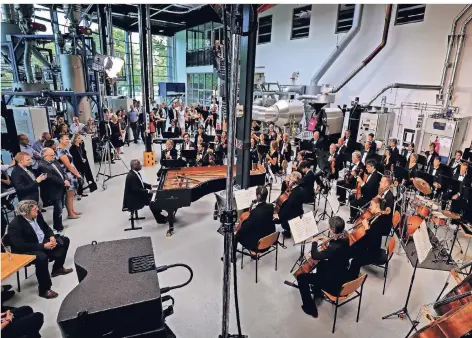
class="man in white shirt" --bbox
[70,116,85,134]
[19,134,41,170]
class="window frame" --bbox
[335,4,355,34]
[394,4,426,26]
[291,5,312,40]
[258,15,273,45]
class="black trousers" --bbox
[157,122,165,136]
[30,236,70,293]
[349,195,367,219]
[130,122,139,142]
[51,198,64,231]
[146,194,166,223]
[336,179,354,202]
[297,272,323,311]
[2,306,44,338]
[349,247,383,280]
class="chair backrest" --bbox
[387,236,396,260]
[339,274,368,297]
[257,232,280,251]
[392,211,401,230]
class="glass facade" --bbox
[186,73,218,106]
[186,22,214,67]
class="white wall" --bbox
[256,4,472,148]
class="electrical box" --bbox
[356,112,394,143]
[8,106,50,142]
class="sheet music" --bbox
[234,186,258,210]
[288,212,319,245]
[413,220,432,264]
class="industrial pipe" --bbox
[330,4,392,93]
[438,4,471,101]
[252,99,305,127]
[31,46,52,69]
[444,14,472,111]
[364,83,442,107]
[23,41,34,83]
[307,4,363,95]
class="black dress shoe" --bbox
[2,285,12,291]
[39,289,58,299]
[1,290,15,302]
[301,305,318,318]
[51,267,74,277]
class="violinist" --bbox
[424,143,439,172]
[349,197,390,280]
[279,133,292,170]
[313,143,339,194]
[297,216,351,318]
[298,161,315,203]
[336,151,364,205]
[266,140,280,174]
[348,159,382,222]
[327,143,341,180]
[401,142,415,162]
[160,139,178,167]
[234,186,275,258]
[292,151,305,173]
[277,171,305,238]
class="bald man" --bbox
[37,148,70,232]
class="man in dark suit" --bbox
[167,119,181,136]
[349,159,382,221]
[361,141,375,164]
[343,130,354,153]
[388,139,400,165]
[278,133,292,165]
[442,162,471,212]
[277,171,305,238]
[336,151,365,204]
[367,133,377,154]
[10,152,47,203]
[298,161,315,203]
[8,200,73,299]
[401,142,415,162]
[165,102,175,123]
[297,216,351,318]
[378,176,394,236]
[448,150,463,177]
[37,148,70,232]
[160,140,179,167]
[463,140,472,162]
[235,186,275,255]
[424,143,439,172]
[311,131,327,152]
[123,159,167,224]
[428,156,446,198]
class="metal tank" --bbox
[59,54,92,123]
[252,99,305,127]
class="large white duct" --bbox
[252,99,305,127]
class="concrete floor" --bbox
[3,142,470,338]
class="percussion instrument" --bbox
[443,210,461,220]
[416,205,431,219]
[413,178,433,195]
[431,211,448,227]
[433,274,472,316]
[405,215,424,236]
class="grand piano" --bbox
[153,164,266,236]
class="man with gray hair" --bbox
[335,150,365,204]
[123,159,167,224]
[37,148,70,232]
[8,200,72,299]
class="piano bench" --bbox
[123,209,145,231]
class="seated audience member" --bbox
[1,306,44,338]
[32,132,52,154]
[123,159,167,224]
[69,134,98,193]
[277,171,305,238]
[19,134,41,172]
[70,116,85,134]
[234,185,275,255]
[37,148,70,232]
[84,117,97,136]
[43,139,57,151]
[297,216,351,318]
[8,200,73,299]
[10,152,47,203]
[167,119,181,136]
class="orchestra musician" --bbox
[462,140,472,161]
[401,142,415,162]
[377,176,394,235]
[160,140,178,167]
[428,156,446,198]
[310,131,327,152]
[348,197,391,280]
[348,159,382,222]
[313,144,340,194]
[448,150,463,176]
[442,162,471,213]
[250,138,259,167]
[251,120,261,132]
[123,159,167,224]
[167,119,181,136]
[336,137,347,157]
[234,186,275,258]
[367,133,377,154]
[336,151,365,205]
[296,216,351,318]
[298,161,316,203]
[213,135,224,165]
[182,133,195,151]
[402,153,419,187]
[266,140,280,174]
[194,125,206,146]
[361,141,375,164]
[424,142,439,172]
[381,148,394,174]
[279,133,292,171]
[343,130,354,153]
[277,171,305,238]
[388,139,400,165]
[292,151,305,173]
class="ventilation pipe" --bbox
[438,4,471,102]
[306,4,364,95]
[23,40,34,83]
[443,14,472,112]
[252,99,305,127]
[330,4,392,93]
[364,83,442,107]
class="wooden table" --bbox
[1,253,36,281]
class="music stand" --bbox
[162,131,176,139]
[181,149,197,166]
[162,159,185,168]
[393,165,408,182]
[257,144,269,156]
[203,134,214,143]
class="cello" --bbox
[235,200,256,233]
[274,182,292,215]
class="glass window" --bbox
[215,29,220,43]
[291,5,312,39]
[395,4,426,25]
[336,5,355,33]
[258,15,273,44]
[205,73,213,90]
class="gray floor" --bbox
[3,142,471,338]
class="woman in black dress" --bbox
[250,138,259,167]
[110,115,124,159]
[403,153,419,187]
[382,148,394,175]
[70,134,98,193]
[213,135,224,165]
[266,140,280,174]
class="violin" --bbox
[355,169,367,200]
[329,154,336,174]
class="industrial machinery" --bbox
[356,109,395,144]
[7,106,50,143]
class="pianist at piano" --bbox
[123,159,167,224]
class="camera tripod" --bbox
[96,134,128,190]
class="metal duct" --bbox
[59,54,92,123]
[1,4,16,22]
[444,14,472,111]
[23,40,34,83]
[438,4,471,101]
[31,46,52,69]
[330,4,392,93]
[252,99,305,127]
[63,4,81,34]
[307,4,363,95]
[364,83,442,107]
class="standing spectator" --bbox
[19,134,41,171]
[128,105,139,143]
[149,109,157,139]
[10,152,46,204]
[8,200,73,299]
[56,135,82,218]
[37,148,70,232]
[157,104,167,137]
[84,117,97,136]
[70,116,85,134]
[56,123,70,139]
[70,134,97,193]
[109,115,124,160]
[165,102,174,124]
[1,306,44,337]
[32,132,52,154]
[116,110,128,147]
